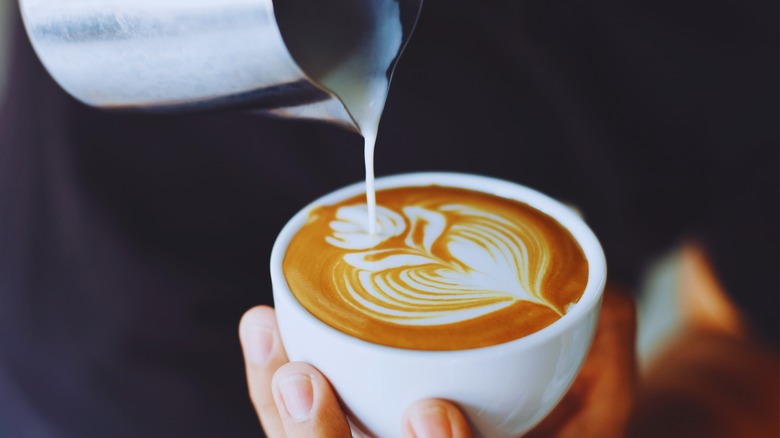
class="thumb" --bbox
[272,362,352,438]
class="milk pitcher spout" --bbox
[18,0,423,133]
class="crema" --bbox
[283,185,588,350]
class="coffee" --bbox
[283,185,588,350]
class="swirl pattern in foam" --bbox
[284,186,588,350]
[331,203,561,325]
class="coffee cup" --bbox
[271,172,607,437]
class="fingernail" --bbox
[278,374,314,422]
[409,405,452,438]
[245,325,274,364]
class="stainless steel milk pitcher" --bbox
[18,0,422,132]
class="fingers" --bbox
[403,399,472,438]
[239,306,289,438]
[240,308,353,437]
[240,307,468,438]
[271,362,352,438]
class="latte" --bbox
[283,185,588,350]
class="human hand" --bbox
[238,284,635,438]
[238,306,471,437]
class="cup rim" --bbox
[271,172,607,357]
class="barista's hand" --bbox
[239,285,635,438]
[239,306,471,438]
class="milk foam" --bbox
[326,202,562,325]
[326,204,406,250]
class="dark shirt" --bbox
[1,1,777,436]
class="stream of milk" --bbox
[275,0,403,235]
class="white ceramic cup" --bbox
[271,172,607,438]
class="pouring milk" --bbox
[275,0,404,234]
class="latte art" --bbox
[284,186,588,350]
[329,203,562,326]
[326,204,406,250]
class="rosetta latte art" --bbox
[284,186,588,349]
[326,202,562,325]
